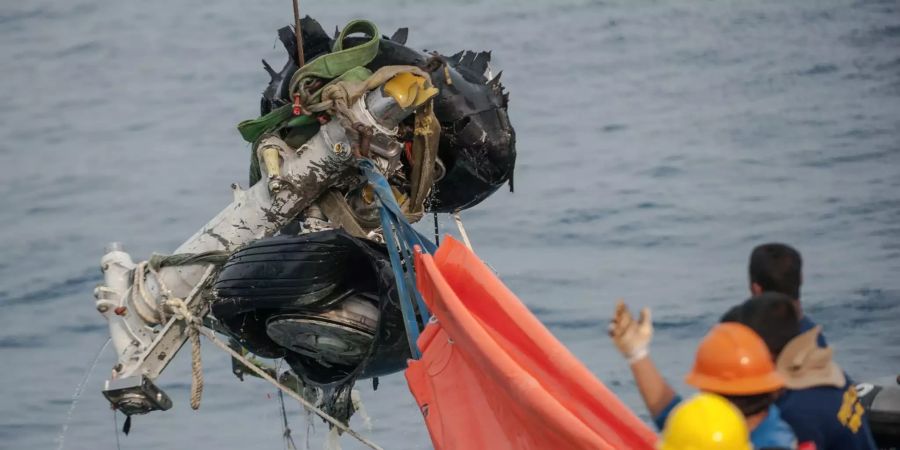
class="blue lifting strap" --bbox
[358,159,436,359]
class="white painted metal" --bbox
[93,81,419,412]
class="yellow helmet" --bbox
[658,393,753,450]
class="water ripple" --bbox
[0,268,100,308]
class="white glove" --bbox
[608,300,653,364]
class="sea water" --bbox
[1,0,898,448]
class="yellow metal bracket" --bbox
[383,72,438,109]
[260,145,282,178]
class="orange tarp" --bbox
[406,237,658,450]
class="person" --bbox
[609,301,797,449]
[748,243,825,346]
[657,392,753,450]
[722,294,878,450]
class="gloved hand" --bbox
[608,300,653,364]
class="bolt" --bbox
[157,352,166,361]
[269,179,283,192]
[97,304,109,313]
[353,124,373,157]
[114,306,127,316]
[113,363,123,372]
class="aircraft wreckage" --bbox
[92,16,515,426]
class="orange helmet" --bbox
[685,322,785,395]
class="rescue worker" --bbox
[722,294,878,450]
[609,302,797,449]
[748,243,826,346]
[657,392,753,450]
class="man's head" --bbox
[721,292,801,359]
[724,294,845,390]
[685,323,786,418]
[748,243,803,300]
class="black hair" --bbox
[724,392,780,417]
[721,292,801,358]
[749,243,803,300]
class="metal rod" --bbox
[292,0,305,67]
[433,212,440,245]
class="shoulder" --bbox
[777,387,843,428]
[781,385,878,449]
[751,406,798,450]
[780,385,844,406]
[798,315,828,346]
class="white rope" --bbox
[159,265,216,411]
[130,261,163,325]
[130,262,214,410]
[195,326,384,450]
[145,264,170,323]
[124,263,379,446]
[453,211,473,250]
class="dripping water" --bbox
[55,338,111,450]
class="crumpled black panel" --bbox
[258,17,517,212]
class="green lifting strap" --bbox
[236,20,381,144]
[293,19,381,82]
[236,105,294,143]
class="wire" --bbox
[279,390,298,450]
[433,212,440,245]
[113,410,122,450]
[196,327,383,450]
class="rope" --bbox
[145,264,171,324]
[130,261,163,325]
[160,262,218,413]
[139,264,216,411]
[164,296,203,409]
[189,327,202,409]
[113,410,121,450]
[147,251,230,271]
[453,212,473,250]
[130,252,228,326]
[195,326,384,450]
[278,390,298,450]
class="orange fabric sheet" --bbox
[406,237,658,450]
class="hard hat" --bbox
[658,393,753,450]
[685,322,785,395]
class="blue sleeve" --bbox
[653,394,683,431]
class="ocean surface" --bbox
[1,0,898,448]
